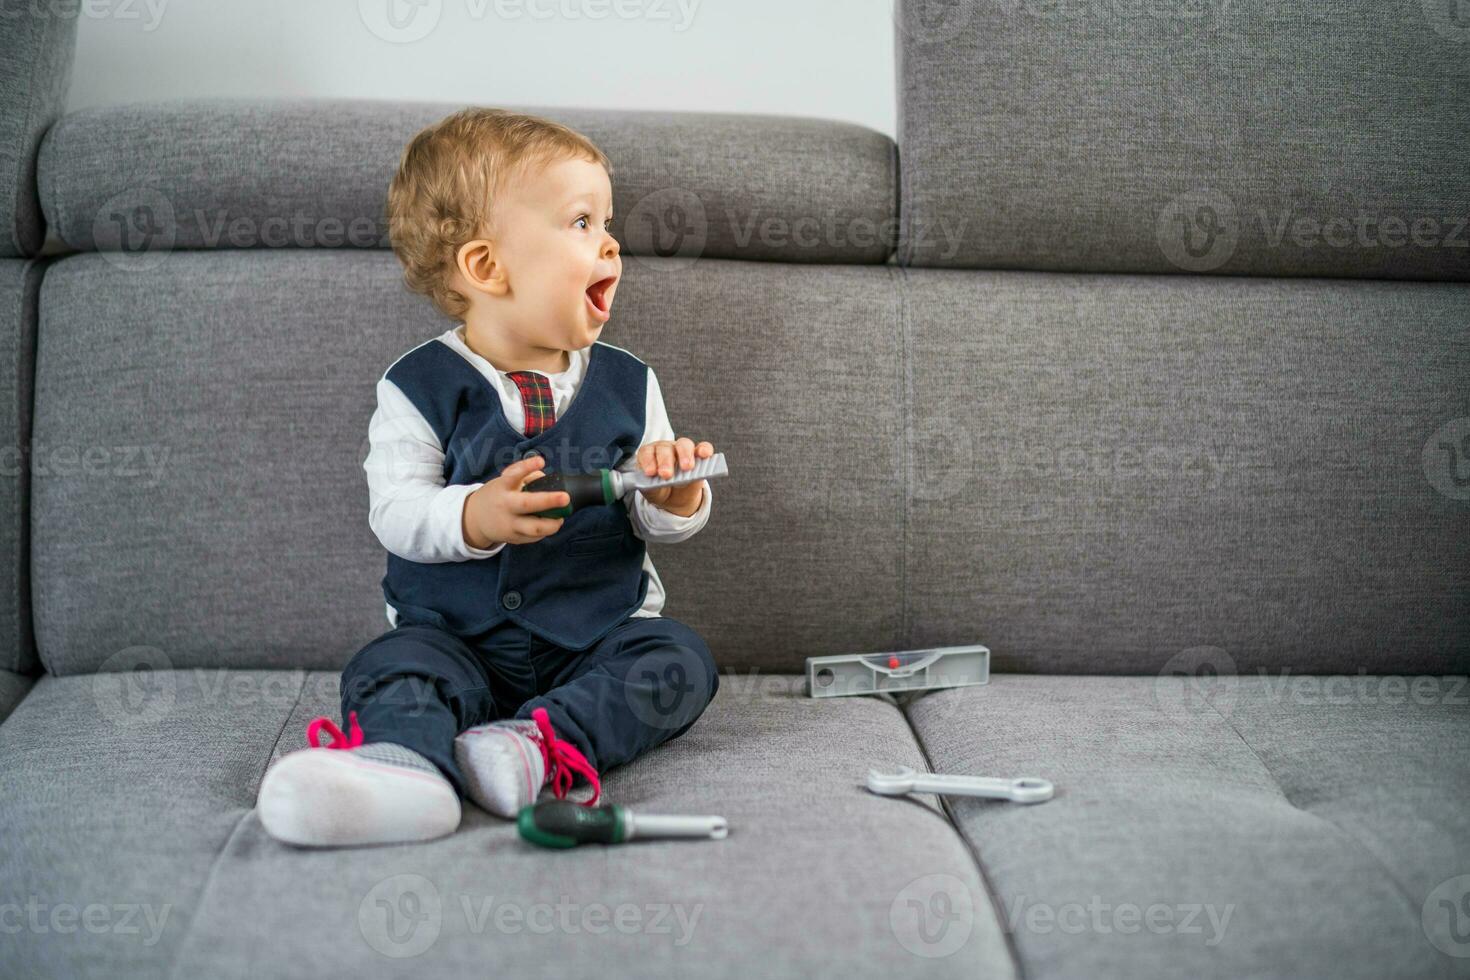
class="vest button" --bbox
[502,590,523,610]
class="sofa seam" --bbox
[9,259,40,675]
[257,671,310,784]
[1196,689,1428,927]
[165,671,307,980]
[895,693,1028,980]
[7,16,48,257]
[893,264,911,650]
[888,130,901,266]
[38,124,65,253]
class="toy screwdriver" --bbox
[521,452,728,519]
[517,800,729,849]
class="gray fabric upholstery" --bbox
[33,251,1470,678]
[18,22,1470,978]
[905,674,1470,980]
[900,268,1470,675]
[895,0,1470,280]
[0,2,77,257]
[32,251,905,676]
[38,99,897,265]
[0,667,33,723]
[0,671,1015,979]
[0,259,40,674]
[0,670,310,979]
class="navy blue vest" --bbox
[380,339,650,649]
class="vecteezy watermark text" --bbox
[0,900,172,947]
[1005,895,1235,946]
[358,875,702,958]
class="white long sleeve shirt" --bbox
[363,324,712,628]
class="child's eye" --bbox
[573,215,590,230]
[604,218,613,232]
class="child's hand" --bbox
[462,454,569,548]
[636,437,715,518]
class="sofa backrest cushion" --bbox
[0,5,77,257]
[31,250,906,676]
[31,245,1468,676]
[39,100,898,266]
[895,0,1470,280]
[901,268,1470,674]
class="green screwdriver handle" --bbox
[517,801,729,848]
[518,800,626,848]
[522,471,618,519]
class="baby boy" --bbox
[255,108,720,847]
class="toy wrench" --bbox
[866,766,1054,804]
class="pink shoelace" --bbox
[530,707,602,807]
[306,710,363,750]
[300,707,601,806]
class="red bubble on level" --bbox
[888,656,900,669]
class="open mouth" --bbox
[585,276,617,320]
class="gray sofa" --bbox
[2,3,1467,978]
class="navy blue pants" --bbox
[338,613,718,798]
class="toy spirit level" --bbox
[805,644,990,699]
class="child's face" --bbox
[489,155,621,352]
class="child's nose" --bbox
[600,234,620,260]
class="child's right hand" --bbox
[462,454,569,549]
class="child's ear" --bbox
[455,239,509,298]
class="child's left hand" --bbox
[636,437,715,518]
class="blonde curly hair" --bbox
[386,107,611,320]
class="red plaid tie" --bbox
[506,371,556,437]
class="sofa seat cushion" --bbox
[906,675,1470,980]
[0,666,35,723]
[0,670,1016,979]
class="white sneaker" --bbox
[454,707,602,818]
[257,713,461,847]
[454,720,546,818]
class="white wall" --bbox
[68,0,898,137]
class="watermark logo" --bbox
[1005,894,1234,945]
[895,0,976,43]
[357,876,703,953]
[359,874,442,958]
[908,411,976,504]
[1421,0,1470,41]
[0,899,172,946]
[890,873,975,958]
[491,0,700,30]
[358,0,443,42]
[1157,189,1239,272]
[93,646,176,729]
[992,0,1233,21]
[92,187,176,273]
[4,440,172,487]
[459,895,701,942]
[0,0,170,31]
[1423,874,1470,958]
[1423,417,1470,501]
[624,644,711,731]
[1158,193,1466,270]
[1153,645,1237,723]
[1011,439,1224,491]
[622,188,708,271]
